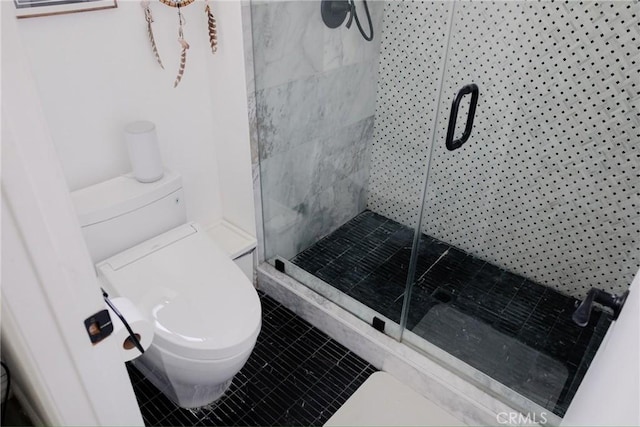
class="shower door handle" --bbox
[445,83,479,151]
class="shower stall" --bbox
[250,0,639,419]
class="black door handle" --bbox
[445,83,479,151]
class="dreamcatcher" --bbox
[141,0,218,87]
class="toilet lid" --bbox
[97,223,261,361]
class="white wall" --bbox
[207,0,256,235]
[14,0,255,234]
[562,272,640,426]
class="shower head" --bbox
[321,0,351,29]
[321,0,374,42]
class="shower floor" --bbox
[291,210,611,417]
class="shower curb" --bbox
[258,263,560,427]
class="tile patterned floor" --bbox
[292,210,612,417]
[127,292,377,426]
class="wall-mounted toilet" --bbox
[72,171,261,408]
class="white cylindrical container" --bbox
[124,121,164,183]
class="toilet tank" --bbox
[71,171,186,263]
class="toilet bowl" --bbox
[71,172,261,408]
[97,223,261,408]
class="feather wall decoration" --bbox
[173,8,189,88]
[205,0,218,54]
[142,1,164,69]
[143,0,218,87]
[174,38,190,88]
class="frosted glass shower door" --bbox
[400,0,639,419]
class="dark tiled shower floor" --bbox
[292,210,612,417]
[128,292,376,426]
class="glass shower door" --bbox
[399,0,638,418]
[253,0,424,340]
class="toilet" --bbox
[72,171,261,408]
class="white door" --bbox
[1,3,144,424]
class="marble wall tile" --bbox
[316,60,378,132]
[310,117,373,195]
[263,167,369,260]
[246,90,259,167]
[249,0,383,261]
[262,197,304,260]
[256,60,377,161]
[251,0,385,91]
[260,116,373,210]
[251,0,324,91]
[261,143,319,216]
[323,0,385,71]
[255,74,325,160]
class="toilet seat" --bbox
[97,223,262,361]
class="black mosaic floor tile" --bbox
[128,292,376,426]
[291,210,613,418]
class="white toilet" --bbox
[72,171,262,408]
